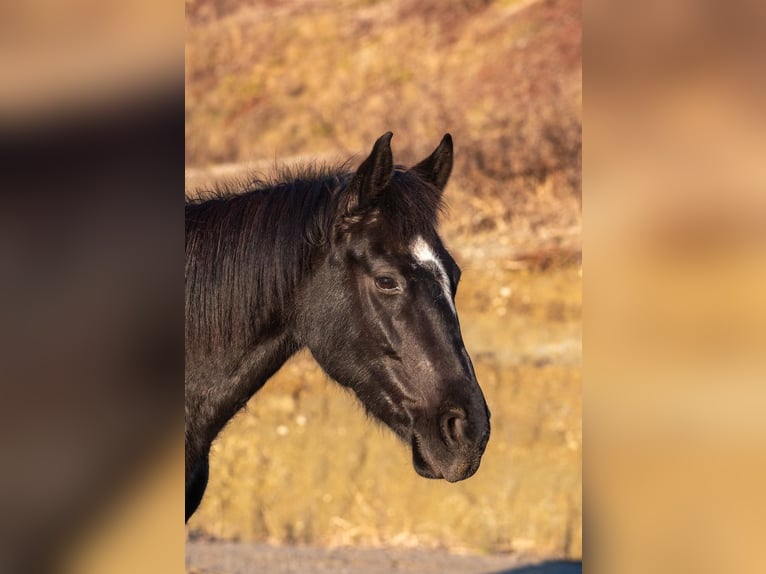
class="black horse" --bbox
[185,133,490,521]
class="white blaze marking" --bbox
[410,235,455,314]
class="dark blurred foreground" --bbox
[0,1,184,572]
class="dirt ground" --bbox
[186,539,582,574]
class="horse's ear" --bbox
[351,132,394,207]
[411,133,453,193]
[334,133,394,235]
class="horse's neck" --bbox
[185,329,300,456]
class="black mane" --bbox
[185,162,444,354]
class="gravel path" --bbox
[187,540,581,574]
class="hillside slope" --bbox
[186,0,581,258]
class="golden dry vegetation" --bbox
[186,0,581,561]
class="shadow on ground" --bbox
[494,560,582,574]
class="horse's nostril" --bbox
[440,409,468,448]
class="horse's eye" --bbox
[374,276,399,292]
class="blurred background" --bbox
[1,0,184,572]
[185,0,582,568]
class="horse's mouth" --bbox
[411,432,444,480]
[410,432,482,482]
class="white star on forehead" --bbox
[410,235,455,314]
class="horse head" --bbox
[297,133,491,482]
